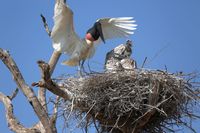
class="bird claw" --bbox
[77,70,83,78]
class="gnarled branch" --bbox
[0,92,40,133]
[32,60,70,100]
[0,48,53,133]
[38,14,61,113]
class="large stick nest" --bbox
[56,69,200,133]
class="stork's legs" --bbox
[77,61,82,77]
[81,60,87,73]
[77,60,86,77]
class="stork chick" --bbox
[105,40,137,71]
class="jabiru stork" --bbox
[51,0,137,76]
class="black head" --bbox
[126,40,132,47]
[86,22,105,43]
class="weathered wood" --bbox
[0,48,53,133]
[33,60,69,100]
[0,92,40,133]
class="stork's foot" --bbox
[77,68,89,77]
[77,70,83,78]
[82,66,89,75]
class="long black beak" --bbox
[95,22,105,43]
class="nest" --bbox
[56,69,200,133]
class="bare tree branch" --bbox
[0,92,40,133]
[50,96,60,123]
[38,14,61,112]
[38,14,52,112]
[33,122,45,133]
[0,48,53,133]
[141,57,147,68]
[50,97,60,133]
[40,14,51,37]
[32,61,70,100]
[147,43,171,65]
[40,14,61,75]
[8,88,19,100]
[38,88,48,112]
[0,15,61,132]
[48,50,61,75]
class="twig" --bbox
[147,43,171,65]
[143,104,167,117]
[164,65,168,72]
[8,88,19,100]
[93,118,100,133]
[40,14,51,37]
[50,96,60,124]
[66,97,75,121]
[109,115,121,133]
[72,103,96,131]
[141,57,147,68]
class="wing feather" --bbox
[115,24,137,30]
[51,1,80,54]
[96,17,137,44]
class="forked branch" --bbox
[0,92,40,133]
[0,48,53,133]
[32,60,70,100]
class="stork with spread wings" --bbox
[51,0,137,76]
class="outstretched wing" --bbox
[95,17,137,44]
[51,0,80,54]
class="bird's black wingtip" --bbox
[40,14,46,22]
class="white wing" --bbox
[95,17,137,44]
[51,0,80,55]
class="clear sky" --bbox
[0,0,200,132]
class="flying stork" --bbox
[51,0,137,76]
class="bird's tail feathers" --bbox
[61,59,79,66]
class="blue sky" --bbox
[0,0,200,132]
